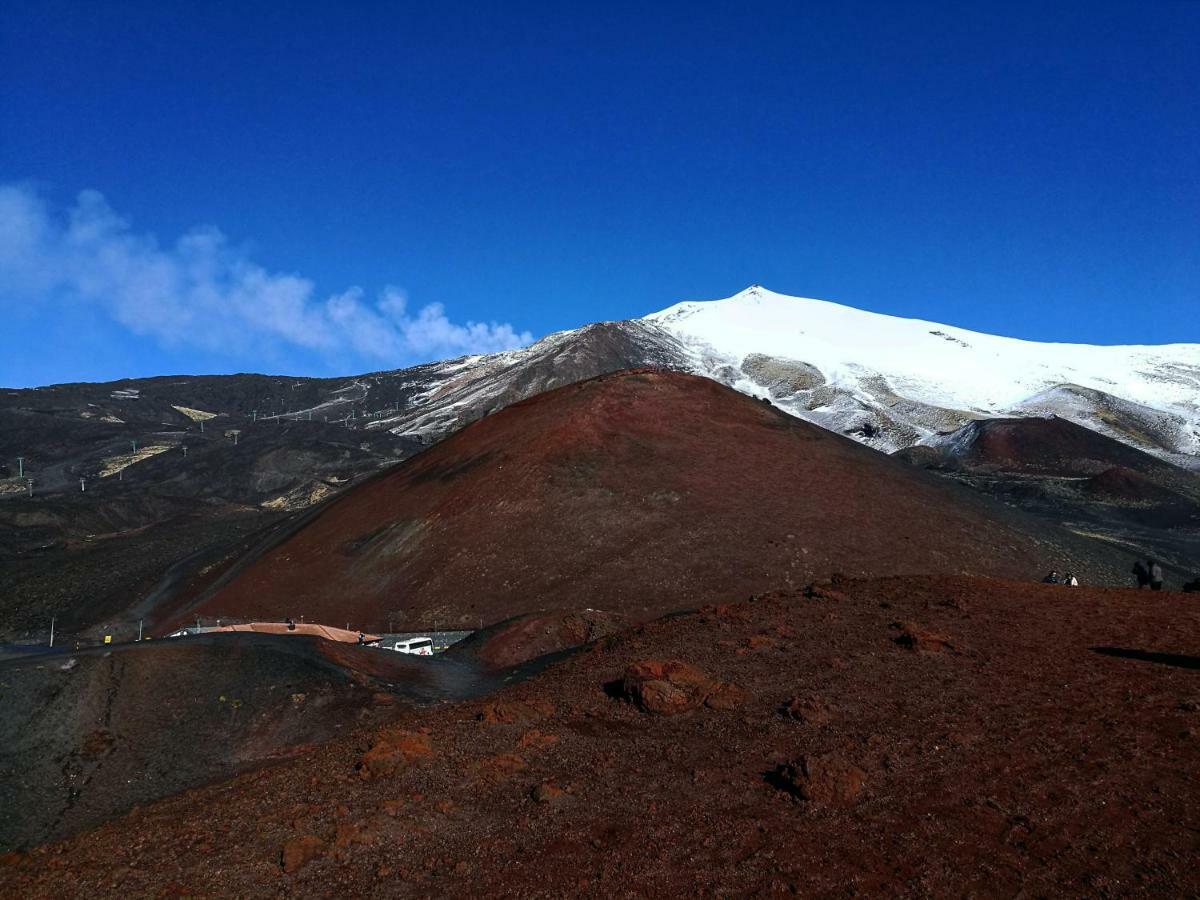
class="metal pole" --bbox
[49,616,55,648]
[138,619,143,641]
[131,440,137,453]
[16,457,23,477]
[80,477,85,492]
[27,478,33,497]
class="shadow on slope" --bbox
[0,633,494,851]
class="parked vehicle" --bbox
[392,637,434,656]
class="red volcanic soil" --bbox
[9,576,1200,896]
[445,609,633,671]
[180,371,1127,630]
[944,416,1178,477]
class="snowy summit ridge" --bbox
[645,285,1200,463]
[361,284,1198,468]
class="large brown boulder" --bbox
[891,621,955,654]
[773,754,865,806]
[620,660,748,716]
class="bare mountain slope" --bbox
[182,370,1139,632]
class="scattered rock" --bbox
[477,699,555,725]
[772,754,865,806]
[621,660,715,715]
[530,781,573,806]
[518,729,559,749]
[80,729,116,758]
[358,728,433,778]
[712,603,754,622]
[475,753,527,782]
[891,621,955,654]
[619,660,750,715]
[334,823,376,848]
[804,583,848,603]
[781,696,833,725]
[280,835,326,873]
[704,683,752,710]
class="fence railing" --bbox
[0,619,475,658]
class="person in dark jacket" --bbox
[1183,577,1200,593]
[1148,560,1164,591]
[1042,570,1060,584]
[1132,561,1150,589]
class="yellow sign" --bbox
[103,635,112,644]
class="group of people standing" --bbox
[1132,560,1165,591]
[1042,570,1080,586]
[1042,561,1196,592]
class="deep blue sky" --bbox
[1,1,1197,386]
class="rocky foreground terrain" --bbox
[2,575,1198,897]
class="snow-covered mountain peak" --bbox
[356,285,1197,469]
[644,287,1200,464]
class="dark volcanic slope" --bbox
[895,416,1200,583]
[0,323,688,639]
[8,577,1200,896]
[931,416,1192,478]
[187,370,1132,631]
[0,634,489,850]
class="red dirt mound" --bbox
[445,609,632,670]
[941,416,1177,477]
[181,371,1129,630]
[12,576,1200,896]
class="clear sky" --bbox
[1,1,1197,387]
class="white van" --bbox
[392,637,434,656]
